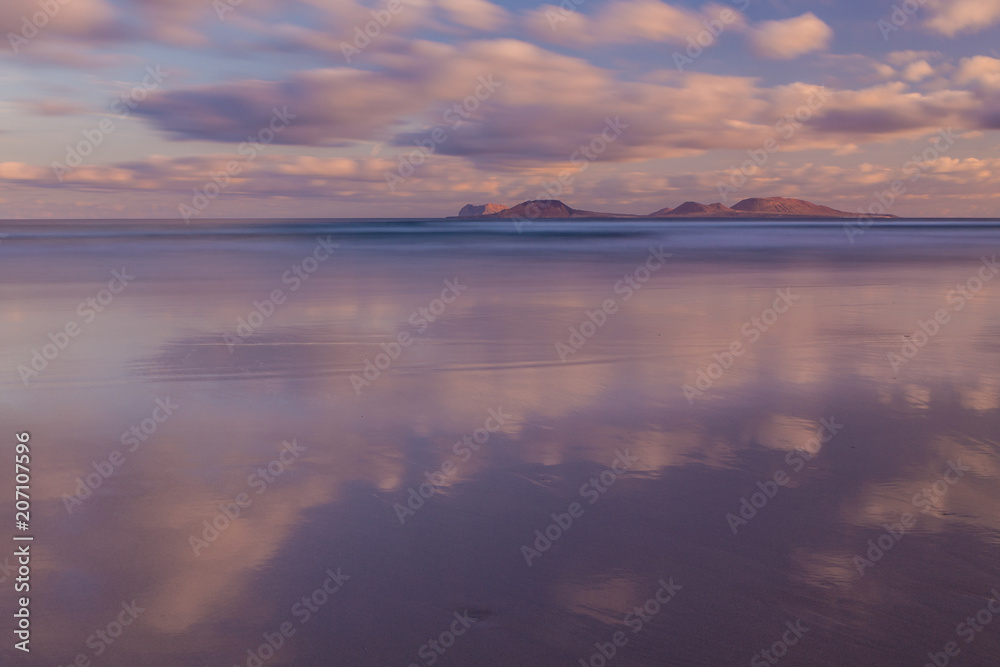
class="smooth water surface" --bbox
[1,219,999,666]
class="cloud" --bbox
[0,161,49,180]
[886,51,942,67]
[524,0,744,46]
[118,36,1000,183]
[0,0,117,38]
[901,60,934,82]
[3,139,1000,220]
[435,0,510,30]
[130,36,1000,170]
[17,98,88,116]
[136,67,438,145]
[0,153,396,195]
[923,0,1000,36]
[809,83,977,137]
[747,12,832,60]
[955,55,1000,91]
[132,38,802,164]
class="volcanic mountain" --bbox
[452,196,891,220]
[458,203,508,216]
[729,197,850,217]
[653,201,736,217]
[450,199,620,219]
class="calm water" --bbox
[1,220,999,666]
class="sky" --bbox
[2,0,1000,219]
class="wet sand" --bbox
[1,219,998,666]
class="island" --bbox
[448,197,896,220]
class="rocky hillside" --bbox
[451,200,621,219]
[453,196,889,219]
[729,197,850,217]
[458,203,508,217]
[657,201,736,216]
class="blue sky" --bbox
[2,0,1000,218]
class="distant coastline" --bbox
[448,197,898,220]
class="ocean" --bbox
[1,218,999,666]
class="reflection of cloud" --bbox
[14,239,1000,665]
[143,463,337,633]
[557,575,639,626]
[789,549,858,589]
[751,415,824,454]
[903,383,931,410]
[960,377,1000,411]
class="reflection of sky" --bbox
[0,222,999,665]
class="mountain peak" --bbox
[458,203,508,217]
[452,196,892,220]
[667,201,735,216]
[453,199,618,219]
[730,197,846,216]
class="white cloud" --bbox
[924,0,1000,36]
[129,36,1000,176]
[887,51,941,67]
[747,12,832,60]
[902,60,934,82]
[435,0,510,30]
[955,55,1000,91]
[524,0,744,46]
[0,0,116,36]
